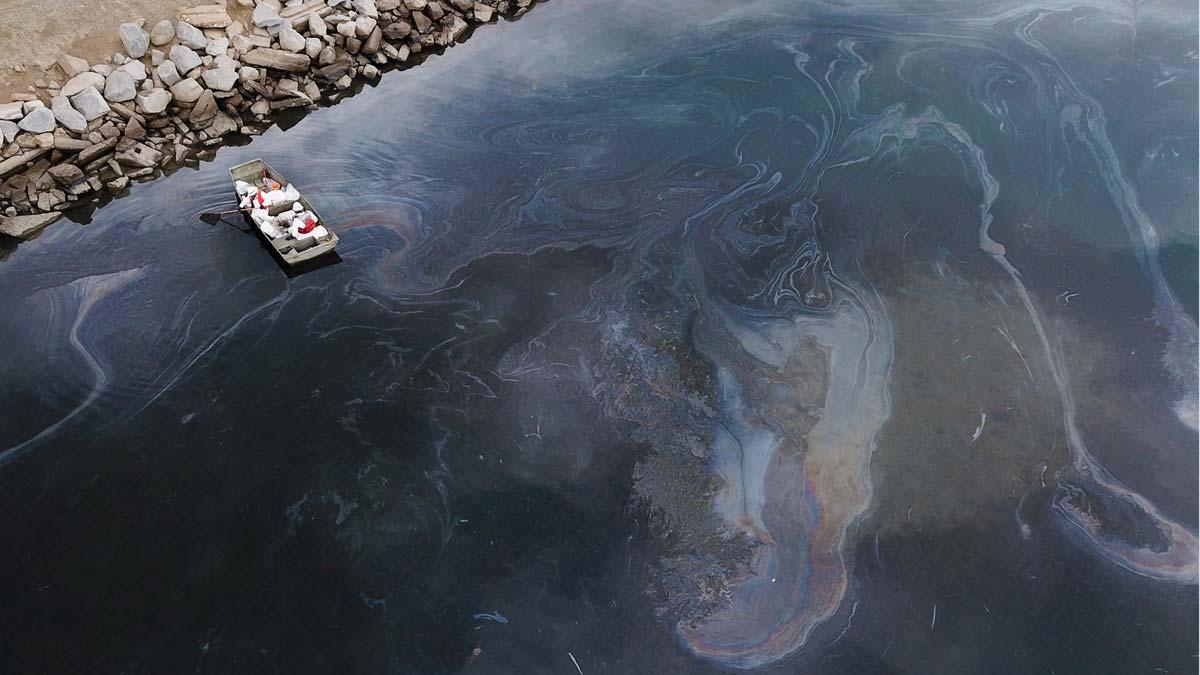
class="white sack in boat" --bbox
[250,208,286,239]
[290,224,328,241]
[263,184,300,206]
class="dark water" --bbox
[1,0,1196,672]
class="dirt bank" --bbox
[0,0,212,93]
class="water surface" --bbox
[0,0,1196,672]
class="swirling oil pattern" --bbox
[0,0,1195,672]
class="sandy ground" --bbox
[0,0,240,95]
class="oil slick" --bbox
[678,287,893,669]
[0,0,1192,669]
[661,7,1197,662]
[0,267,145,469]
[929,91,1199,583]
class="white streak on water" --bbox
[943,103,1200,583]
[117,287,291,422]
[0,267,145,469]
[971,409,987,443]
[1013,12,1198,431]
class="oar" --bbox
[200,207,251,230]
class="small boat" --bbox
[229,158,339,266]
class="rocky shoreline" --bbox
[0,0,531,239]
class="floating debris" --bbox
[472,611,508,624]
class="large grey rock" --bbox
[304,81,322,103]
[150,19,175,46]
[202,67,239,91]
[176,20,208,50]
[53,137,92,151]
[0,149,47,180]
[135,87,172,114]
[50,95,87,133]
[61,71,106,97]
[169,45,204,75]
[240,48,311,72]
[411,11,431,33]
[119,22,150,58]
[123,116,145,139]
[48,163,85,187]
[274,78,300,96]
[17,107,56,134]
[353,0,379,17]
[270,92,313,110]
[118,60,148,82]
[209,112,238,137]
[0,102,23,121]
[0,212,60,239]
[74,137,117,164]
[252,3,282,27]
[363,26,382,54]
[307,14,327,36]
[0,120,17,143]
[354,16,377,38]
[189,90,217,127]
[56,53,91,78]
[447,15,468,41]
[383,21,412,40]
[103,71,137,102]
[36,190,66,211]
[115,141,162,168]
[205,37,230,56]
[169,78,204,103]
[69,86,111,120]
[473,2,493,21]
[230,34,257,53]
[156,60,181,86]
[277,25,306,52]
[178,5,233,28]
